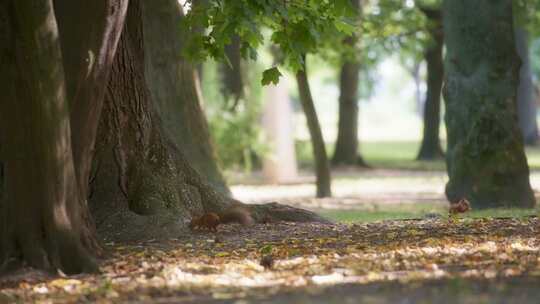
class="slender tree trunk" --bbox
[333,59,366,166]
[416,8,444,160]
[515,28,539,146]
[442,0,535,208]
[332,0,367,167]
[220,35,244,110]
[0,1,97,273]
[296,56,332,198]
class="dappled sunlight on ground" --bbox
[1,218,539,303]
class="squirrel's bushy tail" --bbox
[219,206,254,226]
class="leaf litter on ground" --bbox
[1,216,539,303]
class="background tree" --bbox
[515,27,539,146]
[296,56,332,197]
[442,0,535,208]
[332,0,368,167]
[416,5,444,160]
[220,35,245,110]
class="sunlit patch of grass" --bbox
[467,207,539,219]
[297,140,540,172]
[525,145,540,170]
[322,204,539,223]
[320,203,446,223]
[361,141,446,171]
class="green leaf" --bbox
[334,19,356,35]
[261,67,282,86]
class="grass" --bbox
[297,140,540,171]
[360,141,445,171]
[526,145,540,170]
[321,204,540,223]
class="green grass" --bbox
[526,145,540,170]
[321,204,539,223]
[360,141,445,171]
[297,140,540,172]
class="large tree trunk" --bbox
[0,1,97,273]
[515,28,539,146]
[332,0,367,167]
[416,8,444,160]
[54,0,128,202]
[53,0,128,256]
[91,0,327,241]
[141,0,229,194]
[296,56,332,198]
[442,0,535,208]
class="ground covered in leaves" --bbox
[1,216,539,303]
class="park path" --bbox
[231,169,540,210]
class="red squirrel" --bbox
[449,198,471,215]
[189,206,253,232]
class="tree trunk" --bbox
[0,1,97,273]
[220,35,244,110]
[90,0,327,241]
[442,0,535,208]
[332,0,367,167]
[416,8,444,160]
[296,56,332,198]
[53,0,128,256]
[515,28,539,146]
[141,0,229,194]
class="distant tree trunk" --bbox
[332,0,367,167]
[442,0,535,208]
[0,1,97,273]
[416,8,444,160]
[296,56,332,198]
[220,35,244,110]
[515,28,539,146]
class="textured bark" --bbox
[91,0,325,241]
[220,35,244,109]
[442,0,535,208]
[332,0,367,167]
[54,0,128,202]
[417,8,444,160]
[515,28,539,146]
[0,1,97,273]
[296,57,332,198]
[53,0,128,256]
[92,0,203,240]
[141,0,228,194]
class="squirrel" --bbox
[189,205,254,232]
[449,198,471,215]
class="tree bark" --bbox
[332,0,367,167]
[416,8,444,160]
[296,56,332,198]
[442,0,535,208]
[91,0,327,241]
[141,0,229,194]
[515,28,539,146]
[0,1,97,273]
[53,0,128,256]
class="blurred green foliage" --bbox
[201,60,268,172]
